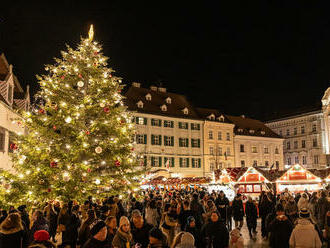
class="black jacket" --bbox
[215,197,229,220]
[202,220,229,248]
[268,217,293,248]
[82,237,107,248]
[232,199,244,221]
[185,226,202,248]
[0,227,28,248]
[131,222,153,248]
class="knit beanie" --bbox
[149,227,164,241]
[90,220,106,236]
[119,216,130,228]
[34,230,50,241]
[299,208,310,218]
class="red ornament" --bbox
[47,188,51,192]
[38,109,45,114]
[61,76,65,80]
[93,51,98,55]
[103,107,110,113]
[115,160,121,166]
[50,161,57,168]
[10,143,18,150]
[109,74,112,78]
[17,121,22,126]
[53,125,56,130]
[120,119,125,124]
[85,130,90,135]
[131,148,135,151]
[87,168,92,173]
[78,74,82,78]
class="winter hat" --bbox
[149,227,164,241]
[299,208,310,218]
[187,216,195,226]
[17,205,27,212]
[180,232,195,245]
[119,216,130,228]
[34,230,50,241]
[90,220,106,236]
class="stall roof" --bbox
[216,169,235,184]
[236,167,271,184]
[275,164,322,183]
[144,176,211,185]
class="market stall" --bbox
[142,176,211,190]
[206,169,236,201]
[234,167,271,198]
[275,164,322,193]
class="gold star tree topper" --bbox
[88,25,94,41]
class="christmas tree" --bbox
[0,26,144,206]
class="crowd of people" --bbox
[0,187,329,248]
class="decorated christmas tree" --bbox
[0,26,144,206]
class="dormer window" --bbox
[218,115,225,122]
[261,131,265,135]
[208,114,215,120]
[161,104,167,112]
[183,107,189,115]
[249,129,255,134]
[166,97,171,104]
[145,93,152,101]
[137,100,144,109]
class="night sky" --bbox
[1,1,330,120]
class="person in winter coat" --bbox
[190,193,205,229]
[245,197,257,238]
[232,194,244,229]
[131,210,153,248]
[324,211,330,248]
[298,193,309,210]
[184,216,201,248]
[44,202,59,243]
[78,209,96,247]
[259,192,274,238]
[112,216,134,248]
[30,210,49,244]
[228,228,244,248]
[289,208,322,248]
[0,212,28,248]
[268,204,293,248]
[18,205,30,232]
[148,227,169,248]
[171,231,195,248]
[316,190,330,230]
[105,215,117,248]
[82,220,108,248]
[145,200,160,227]
[215,191,229,223]
[178,201,193,231]
[285,196,298,225]
[28,230,56,248]
[161,205,178,246]
[202,211,229,248]
[203,200,217,224]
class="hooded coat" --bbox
[289,218,322,248]
[0,224,28,248]
[175,232,195,248]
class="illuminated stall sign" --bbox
[235,167,270,194]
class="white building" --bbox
[0,54,30,170]
[125,83,204,177]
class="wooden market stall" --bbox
[275,164,322,193]
[143,176,211,190]
[235,167,271,197]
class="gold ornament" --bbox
[89,24,94,41]
[95,146,102,154]
[77,81,84,87]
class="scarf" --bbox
[118,227,132,248]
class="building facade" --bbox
[228,115,285,170]
[0,54,30,170]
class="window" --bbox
[8,84,13,103]
[0,129,5,151]
[137,101,143,108]
[275,161,279,169]
[264,147,269,154]
[252,146,257,153]
[287,142,291,150]
[294,128,297,135]
[313,138,317,147]
[241,160,245,167]
[191,139,200,148]
[151,135,162,145]
[219,116,225,122]
[161,104,167,112]
[151,156,162,167]
[164,120,174,128]
[240,144,245,152]
[287,157,292,165]
[180,158,189,168]
[178,122,188,129]
[179,138,189,147]
[164,136,174,146]
[275,147,279,154]
[312,124,317,132]
[295,156,299,164]
[191,123,200,130]
[253,160,257,167]
[164,157,174,167]
[218,132,222,140]
[210,163,215,172]
[209,147,214,155]
[151,118,161,126]
[314,155,319,164]
[208,131,213,139]
[226,147,231,156]
[136,134,147,144]
[183,107,189,115]
[217,147,222,156]
[302,140,306,148]
[265,161,269,167]
[209,114,215,120]
[166,97,171,104]
[301,126,305,134]
[302,156,307,165]
[145,93,152,101]
[135,117,147,125]
[294,141,298,149]
[286,129,290,136]
[279,130,283,136]
[226,132,230,141]
[192,158,201,168]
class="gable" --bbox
[236,167,269,183]
[276,164,321,182]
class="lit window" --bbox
[166,97,171,104]
[137,101,144,108]
[161,104,167,111]
[183,107,189,115]
[145,93,152,101]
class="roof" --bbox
[124,85,200,119]
[226,115,282,138]
[0,54,9,81]
[196,107,232,124]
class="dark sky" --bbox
[1,1,330,120]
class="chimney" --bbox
[150,85,158,91]
[158,87,167,93]
[132,82,140,88]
